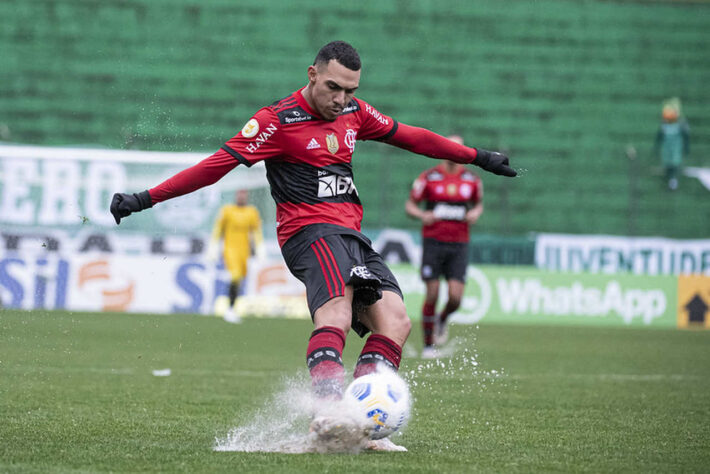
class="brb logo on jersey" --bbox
[318,170,358,198]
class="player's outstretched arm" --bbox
[384,123,517,177]
[110,150,239,224]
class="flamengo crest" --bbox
[345,129,356,153]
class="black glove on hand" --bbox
[474,149,517,177]
[110,190,153,224]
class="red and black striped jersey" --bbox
[410,164,482,243]
[219,87,397,246]
[148,89,484,247]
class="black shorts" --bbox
[281,224,403,337]
[421,238,469,282]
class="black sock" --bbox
[229,281,240,306]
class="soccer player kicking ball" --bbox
[406,136,484,359]
[110,41,516,451]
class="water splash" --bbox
[403,330,506,390]
[214,373,315,453]
[402,327,510,429]
[213,373,369,454]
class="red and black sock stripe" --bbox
[422,301,436,346]
[306,326,346,398]
[353,334,402,378]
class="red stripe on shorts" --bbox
[310,242,334,298]
[314,239,342,297]
[317,238,346,296]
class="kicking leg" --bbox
[308,289,372,450]
[308,289,354,398]
[354,291,411,377]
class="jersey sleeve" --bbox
[148,151,238,204]
[354,98,398,141]
[221,107,282,166]
[148,107,282,205]
[384,123,478,164]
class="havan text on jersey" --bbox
[245,123,278,154]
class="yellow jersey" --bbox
[211,204,263,281]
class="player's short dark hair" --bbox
[314,41,361,71]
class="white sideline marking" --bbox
[2,366,276,378]
[507,373,704,382]
[417,372,703,382]
[6,365,702,383]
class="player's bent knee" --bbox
[313,296,353,333]
[384,297,412,340]
[397,313,412,339]
[362,292,411,345]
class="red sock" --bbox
[353,333,402,378]
[422,301,436,346]
[306,326,346,398]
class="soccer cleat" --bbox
[366,437,408,452]
[223,307,242,324]
[434,320,449,346]
[308,415,370,453]
[420,345,439,359]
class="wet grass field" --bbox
[2,310,709,473]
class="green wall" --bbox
[2,0,709,237]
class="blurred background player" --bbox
[405,135,483,359]
[654,97,690,191]
[208,189,264,323]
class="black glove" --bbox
[110,190,153,224]
[474,149,517,177]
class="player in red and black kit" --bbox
[110,41,515,451]
[406,135,483,359]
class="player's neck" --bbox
[301,84,316,113]
[441,162,459,175]
[298,84,325,120]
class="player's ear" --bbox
[307,65,318,83]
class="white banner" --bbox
[536,233,710,275]
[0,248,306,316]
[0,144,297,315]
[0,144,272,235]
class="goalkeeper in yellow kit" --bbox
[208,189,264,323]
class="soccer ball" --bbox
[344,368,411,440]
